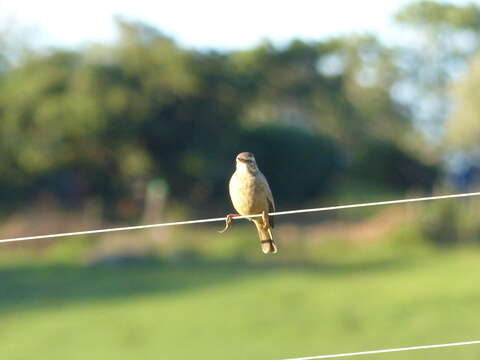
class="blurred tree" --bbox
[239,125,344,206]
[351,140,438,192]
[0,16,446,218]
[445,54,480,150]
[0,21,31,75]
[320,36,412,150]
[0,19,199,212]
[395,1,480,29]
[140,50,247,205]
[393,0,480,141]
[232,37,413,153]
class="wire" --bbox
[1,191,480,244]
[281,340,480,360]
[271,191,480,217]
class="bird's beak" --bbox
[237,158,248,163]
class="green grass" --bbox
[1,245,480,360]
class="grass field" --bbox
[1,235,480,360]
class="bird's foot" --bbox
[261,210,270,230]
[218,214,241,233]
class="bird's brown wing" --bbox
[267,197,275,228]
[258,171,275,228]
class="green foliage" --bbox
[240,125,344,205]
[114,18,196,98]
[351,140,438,192]
[415,196,480,246]
[393,1,480,147]
[0,13,457,216]
[395,1,480,30]
[234,36,410,151]
[446,54,480,149]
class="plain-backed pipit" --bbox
[219,152,277,254]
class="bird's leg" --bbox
[218,214,241,233]
[261,210,270,230]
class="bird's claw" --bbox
[218,220,231,233]
[218,214,239,233]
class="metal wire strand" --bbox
[281,340,480,360]
[1,191,479,244]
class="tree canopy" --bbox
[4,0,480,218]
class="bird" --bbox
[219,152,277,254]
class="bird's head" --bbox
[235,152,258,173]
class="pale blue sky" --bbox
[1,0,478,49]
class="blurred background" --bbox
[1,1,480,359]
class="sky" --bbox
[1,0,478,50]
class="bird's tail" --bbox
[254,221,277,254]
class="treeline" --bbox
[1,1,479,218]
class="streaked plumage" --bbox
[220,152,277,254]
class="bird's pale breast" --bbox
[229,171,269,216]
